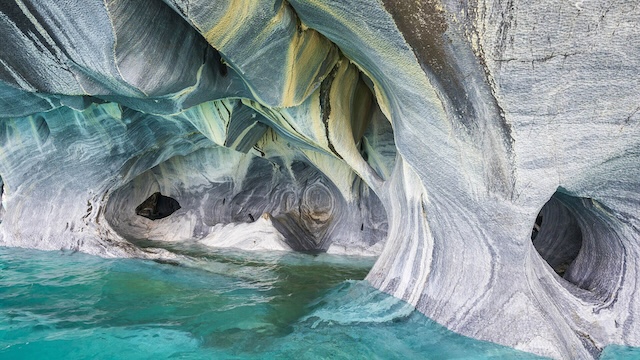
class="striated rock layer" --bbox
[0,0,639,358]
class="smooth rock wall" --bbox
[0,0,639,358]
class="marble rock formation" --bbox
[0,0,639,358]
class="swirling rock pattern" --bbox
[0,0,639,358]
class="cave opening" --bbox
[531,191,584,278]
[531,190,625,301]
[105,145,388,255]
[135,192,181,220]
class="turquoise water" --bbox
[0,244,626,359]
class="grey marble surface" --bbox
[0,0,639,358]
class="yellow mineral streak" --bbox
[237,54,384,194]
[241,98,330,154]
[295,0,445,124]
[203,1,258,50]
[187,1,430,195]
[199,0,337,108]
[227,121,260,150]
[168,60,206,102]
[282,27,338,106]
[248,121,358,202]
[241,100,300,141]
[326,60,383,191]
[300,87,331,150]
[173,100,233,147]
[350,76,374,143]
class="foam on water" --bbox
[0,245,631,359]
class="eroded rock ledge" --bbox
[0,0,639,358]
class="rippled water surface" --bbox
[0,244,624,359]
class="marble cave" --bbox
[0,0,639,358]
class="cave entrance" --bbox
[531,192,583,277]
[532,190,627,301]
[135,192,181,220]
[105,147,388,254]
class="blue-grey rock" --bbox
[0,0,638,358]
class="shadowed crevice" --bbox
[533,190,626,303]
[135,192,181,220]
[532,194,583,277]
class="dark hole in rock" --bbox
[135,192,181,220]
[531,194,583,277]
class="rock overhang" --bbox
[0,1,639,358]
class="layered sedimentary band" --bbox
[0,0,639,358]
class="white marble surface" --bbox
[0,0,639,358]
